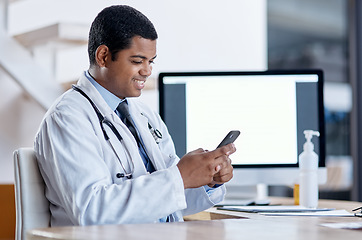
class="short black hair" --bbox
[88,5,158,66]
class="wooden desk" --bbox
[28,198,362,240]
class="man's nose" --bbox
[140,63,152,77]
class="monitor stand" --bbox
[218,184,271,206]
[255,183,271,205]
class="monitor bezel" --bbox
[158,69,325,169]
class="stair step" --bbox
[13,22,88,48]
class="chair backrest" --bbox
[13,148,50,240]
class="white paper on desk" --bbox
[218,205,334,213]
[321,221,362,229]
[261,209,354,217]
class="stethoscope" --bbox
[72,85,163,179]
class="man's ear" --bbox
[95,45,110,67]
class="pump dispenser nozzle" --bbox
[303,130,320,142]
[303,130,320,152]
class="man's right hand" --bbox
[176,143,236,189]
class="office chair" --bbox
[13,148,50,240]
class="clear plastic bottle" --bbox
[299,130,320,208]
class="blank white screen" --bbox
[185,75,298,165]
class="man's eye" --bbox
[132,60,142,64]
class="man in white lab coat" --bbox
[34,5,235,226]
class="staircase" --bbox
[0,0,88,110]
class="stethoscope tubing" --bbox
[72,85,163,178]
[72,85,134,178]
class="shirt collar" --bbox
[85,71,125,111]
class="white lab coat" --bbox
[34,72,226,226]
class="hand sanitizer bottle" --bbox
[299,130,320,208]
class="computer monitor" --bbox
[158,70,326,200]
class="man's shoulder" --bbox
[45,89,94,119]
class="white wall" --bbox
[0,0,266,183]
[0,70,45,183]
[9,0,267,79]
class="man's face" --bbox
[101,36,157,99]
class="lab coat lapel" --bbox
[128,100,167,171]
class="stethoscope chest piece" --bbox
[116,173,132,179]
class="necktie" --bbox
[117,101,155,173]
[117,101,141,143]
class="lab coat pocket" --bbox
[156,135,179,168]
[160,150,177,168]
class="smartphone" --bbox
[216,130,240,148]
